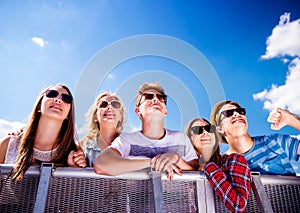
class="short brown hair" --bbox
[135,82,166,107]
[210,100,242,143]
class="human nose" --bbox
[54,95,62,103]
[152,94,160,102]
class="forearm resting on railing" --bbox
[93,147,151,176]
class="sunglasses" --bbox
[191,125,216,135]
[220,108,246,118]
[138,93,167,106]
[98,100,122,110]
[45,90,73,104]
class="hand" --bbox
[67,149,87,168]
[267,107,292,130]
[7,127,25,136]
[151,153,182,180]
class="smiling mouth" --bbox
[50,106,62,111]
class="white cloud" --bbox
[31,36,47,48]
[261,13,300,59]
[254,13,300,114]
[0,119,25,139]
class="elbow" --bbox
[93,163,112,176]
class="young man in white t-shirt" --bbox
[94,82,198,179]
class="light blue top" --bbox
[82,137,101,167]
[243,134,300,175]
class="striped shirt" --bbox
[244,134,300,175]
[204,154,251,213]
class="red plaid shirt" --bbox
[204,153,251,213]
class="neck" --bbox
[141,119,165,140]
[99,125,119,147]
[197,146,214,163]
[226,132,253,154]
[34,117,63,151]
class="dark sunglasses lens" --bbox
[203,125,215,133]
[61,94,73,104]
[144,93,154,100]
[191,125,215,134]
[223,108,246,117]
[111,101,121,109]
[191,126,202,134]
[46,90,59,98]
[238,108,246,115]
[157,94,167,103]
[222,109,234,117]
[99,101,108,108]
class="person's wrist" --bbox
[174,153,181,165]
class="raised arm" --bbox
[267,107,300,131]
[93,147,151,176]
[204,154,251,213]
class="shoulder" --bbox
[0,136,18,163]
[165,129,188,139]
[0,135,11,146]
[225,153,248,164]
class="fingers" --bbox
[72,150,87,168]
[267,108,283,130]
[151,154,182,180]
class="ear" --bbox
[164,109,168,116]
[216,125,224,134]
[135,107,142,119]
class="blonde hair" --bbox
[82,92,124,142]
[11,84,77,181]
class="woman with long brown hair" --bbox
[186,117,251,213]
[0,84,86,181]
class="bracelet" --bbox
[175,153,181,165]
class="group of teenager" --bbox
[0,82,299,213]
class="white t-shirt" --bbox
[110,129,197,162]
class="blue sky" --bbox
[1,1,300,152]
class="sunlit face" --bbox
[190,120,216,154]
[135,89,167,119]
[217,104,248,137]
[95,95,123,129]
[40,85,71,121]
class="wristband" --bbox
[175,153,181,165]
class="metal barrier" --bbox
[0,163,299,213]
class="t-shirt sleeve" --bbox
[277,134,300,160]
[181,133,198,162]
[109,134,131,157]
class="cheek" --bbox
[190,135,199,146]
[39,98,48,112]
[63,104,71,116]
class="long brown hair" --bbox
[186,118,222,167]
[10,84,77,181]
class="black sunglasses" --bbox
[190,125,216,135]
[98,100,122,110]
[220,108,246,118]
[45,90,73,104]
[138,93,167,106]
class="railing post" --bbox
[196,178,207,212]
[203,177,216,213]
[33,163,54,213]
[150,171,165,213]
[251,172,274,213]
